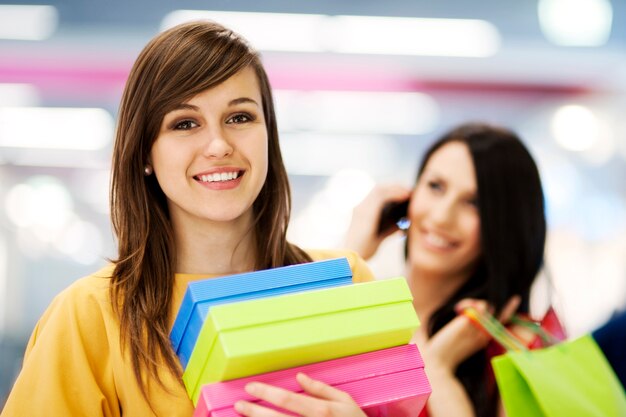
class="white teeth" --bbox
[198,171,239,183]
[425,233,453,248]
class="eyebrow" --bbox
[169,97,260,112]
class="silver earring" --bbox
[144,165,153,176]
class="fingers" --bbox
[368,183,412,203]
[296,373,354,403]
[448,313,491,344]
[498,295,521,322]
[455,295,521,323]
[347,184,412,258]
[455,298,490,315]
[356,184,412,220]
[422,312,492,371]
[235,381,324,417]
[234,399,290,417]
[234,375,364,417]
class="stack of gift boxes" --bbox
[170,257,431,417]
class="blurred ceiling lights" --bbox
[0,83,41,107]
[0,237,5,332]
[0,5,58,40]
[5,175,104,265]
[288,169,376,248]
[0,107,114,150]
[538,0,613,46]
[274,90,439,135]
[280,133,402,177]
[162,10,501,57]
[551,104,614,164]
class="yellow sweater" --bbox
[1,249,374,417]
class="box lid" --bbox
[202,277,412,331]
[171,257,353,351]
[176,273,354,369]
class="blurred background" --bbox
[1,0,625,405]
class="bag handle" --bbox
[463,307,563,352]
[509,314,561,346]
[462,307,529,352]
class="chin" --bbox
[207,207,251,223]
[410,252,454,275]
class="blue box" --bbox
[170,257,353,368]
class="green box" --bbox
[183,277,419,404]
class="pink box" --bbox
[193,344,431,417]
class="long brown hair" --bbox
[109,21,311,392]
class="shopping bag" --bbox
[462,307,626,417]
[492,334,626,417]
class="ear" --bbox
[144,153,153,175]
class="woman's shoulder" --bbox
[305,248,375,282]
[24,264,118,359]
[57,264,115,303]
[38,264,116,327]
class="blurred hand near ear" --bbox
[233,373,367,417]
[344,183,411,260]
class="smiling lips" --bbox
[196,171,240,183]
[194,170,243,190]
[423,231,457,250]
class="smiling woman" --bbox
[150,67,269,233]
[344,122,547,417]
[1,21,374,417]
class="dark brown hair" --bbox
[414,122,546,417]
[109,21,311,393]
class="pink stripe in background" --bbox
[0,55,588,99]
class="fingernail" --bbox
[234,401,246,413]
[244,382,259,395]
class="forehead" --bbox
[424,141,477,190]
[184,66,262,105]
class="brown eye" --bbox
[226,113,253,124]
[428,180,444,192]
[174,120,198,130]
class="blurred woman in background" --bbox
[345,122,548,417]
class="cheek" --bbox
[150,139,175,169]
[463,214,481,251]
[407,187,426,220]
[257,138,269,177]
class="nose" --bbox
[430,196,455,226]
[202,126,233,159]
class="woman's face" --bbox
[149,66,268,230]
[407,141,481,279]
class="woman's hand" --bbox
[421,296,521,373]
[233,373,367,417]
[343,183,411,260]
[414,296,520,417]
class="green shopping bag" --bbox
[463,307,626,417]
[492,335,626,417]
[491,335,626,417]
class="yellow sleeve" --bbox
[1,279,120,417]
[306,248,375,283]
